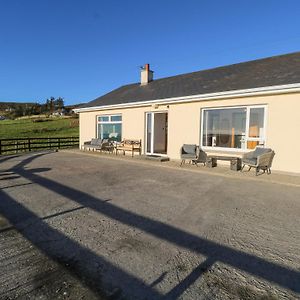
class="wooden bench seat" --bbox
[116,139,141,157]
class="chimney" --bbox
[140,63,153,85]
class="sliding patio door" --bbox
[146,112,168,155]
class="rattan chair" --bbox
[180,144,197,166]
[241,147,275,175]
[193,147,207,166]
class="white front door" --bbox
[145,112,168,155]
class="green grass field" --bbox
[0,117,79,139]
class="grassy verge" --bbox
[0,117,79,139]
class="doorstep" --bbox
[139,154,170,162]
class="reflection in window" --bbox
[97,115,122,142]
[111,115,122,122]
[202,106,266,150]
[98,116,109,122]
[248,107,265,149]
[203,108,246,149]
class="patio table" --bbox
[206,155,242,171]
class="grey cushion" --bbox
[90,138,96,144]
[252,147,272,157]
[95,139,103,146]
[182,144,196,155]
[87,138,103,148]
[91,138,100,145]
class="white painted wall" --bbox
[79,92,300,173]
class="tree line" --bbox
[0,97,69,118]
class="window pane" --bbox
[111,115,122,122]
[98,116,109,122]
[98,123,122,142]
[202,108,246,149]
[247,107,265,149]
[249,108,264,138]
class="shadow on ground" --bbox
[0,152,299,299]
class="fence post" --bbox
[28,138,31,152]
[58,138,61,149]
[15,141,18,154]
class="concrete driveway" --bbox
[0,151,299,299]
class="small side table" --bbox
[206,156,242,171]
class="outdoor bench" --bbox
[82,138,113,153]
[115,139,142,157]
[82,138,102,151]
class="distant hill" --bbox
[0,102,38,118]
[0,102,85,109]
[0,101,85,109]
[0,101,36,110]
[0,101,85,119]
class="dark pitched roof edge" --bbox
[80,51,300,109]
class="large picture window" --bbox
[97,114,122,142]
[201,105,266,150]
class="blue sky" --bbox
[0,0,300,105]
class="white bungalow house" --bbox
[75,52,300,174]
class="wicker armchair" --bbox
[241,147,275,175]
[193,147,207,166]
[180,144,197,166]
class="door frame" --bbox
[145,111,168,156]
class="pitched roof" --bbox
[83,51,300,108]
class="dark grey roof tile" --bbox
[82,51,300,108]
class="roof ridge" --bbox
[151,51,300,83]
[97,51,300,89]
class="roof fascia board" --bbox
[74,83,300,113]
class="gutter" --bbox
[74,83,300,113]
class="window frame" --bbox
[96,114,122,141]
[200,105,267,152]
